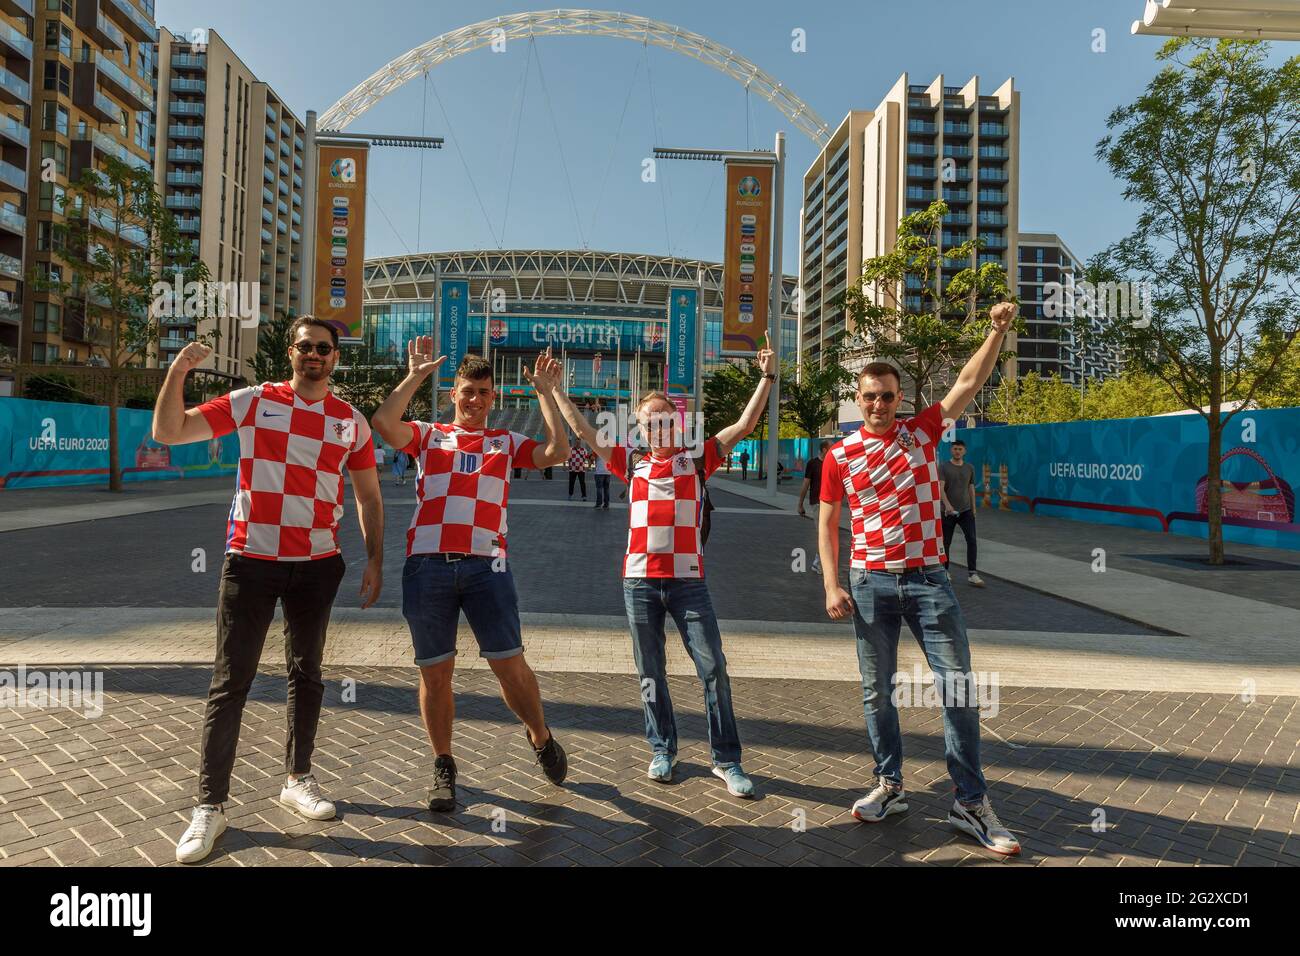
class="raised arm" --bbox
[533,352,613,464]
[152,342,216,445]
[714,348,776,454]
[371,336,446,450]
[522,348,571,468]
[940,302,1015,422]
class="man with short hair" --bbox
[940,439,983,588]
[544,351,777,798]
[819,303,1020,855]
[371,338,571,814]
[798,440,830,572]
[153,317,384,864]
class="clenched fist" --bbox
[175,342,212,371]
[989,301,1016,334]
[755,348,776,377]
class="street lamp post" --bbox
[652,132,786,498]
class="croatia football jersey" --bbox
[609,439,721,579]
[197,382,375,561]
[820,403,947,572]
[401,422,539,558]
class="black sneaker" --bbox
[528,727,567,785]
[427,754,456,812]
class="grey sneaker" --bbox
[968,573,986,588]
[176,803,227,864]
[851,780,908,823]
[647,753,677,783]
[711,764,755,798]
[949,796,1021,855]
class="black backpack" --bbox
[627,440,716,547]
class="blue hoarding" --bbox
[0,398,238,490]
[949,407,1300,551]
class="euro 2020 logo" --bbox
[738,176,761,198]
[330,158,357,183]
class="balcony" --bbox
[942,213,971,226]
[292,173,302,189]
[292,154,302,170]
[171,52,206,70]
[0,0,33,17]
[167,147,203,164]
[979,123,1008,138]
[0,19,32,60]
[265,125,275,143]
[907,120,935,134]
[0,204,23,236]
[979,145,1009,160]
[103,0,158,43]
[0,113,26,148]
[979,169,1008,182]
[978,190,1007,205]
[74,63,121,122]
[167,123,203,140]
[93,54,153,111]
[265,104,277,123]
[942,145,971,158]
[978,212,1007,226]
[906,143,936,157]
[175,216,200,233]
[165,194,200,210]
[169,100,204,116]
[0,158,25,191]
[166,170,201,186]
[170,77,205,94]
[0,65,29,105]
[261,207,272,224]
[277,179,288,196]
[942,189,971,203]
[279,139,289,157]
[264,144,275,164]
[260,227,272,243]
[0,251,21,279]
[943,121,971,136]
[89,206,148,246]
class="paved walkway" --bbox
[1,665,1294,867]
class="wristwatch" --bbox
[762,373,776,382]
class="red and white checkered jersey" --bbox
[820,403,947,571]
[608,439,721,579]
[401,422,539,558]
[197,382,375,561]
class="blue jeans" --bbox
[594,474,611,506]
[622,577,741,766]
[402,555,524,666]
[849,566,986,804]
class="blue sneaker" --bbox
[647,753,676,782]
[712,764,755,799]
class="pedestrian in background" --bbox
[593,446,611,508]
[567,441,589,501]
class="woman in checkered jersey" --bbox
[541,349,777,798]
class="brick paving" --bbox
[1,665,1295,867]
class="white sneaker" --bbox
[811,557,822,572]
[851,780,908,823]
[968,573,986,588]
[949,796,1021,855]
[279,773,336,821]
[176,804,227,864]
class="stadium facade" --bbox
[359,250,798,411]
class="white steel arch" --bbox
[318,9,831,145]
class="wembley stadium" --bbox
[358,250,798,420]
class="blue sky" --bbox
[156,0,1237,273]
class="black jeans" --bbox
[594,474,611,506]
[198,553,346,804]
[942,509,978,573]
[568,471,587,498]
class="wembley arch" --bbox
[317,8,831,145]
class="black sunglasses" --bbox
[293,341,336,356]
[861,391,896,404]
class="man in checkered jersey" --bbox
[545,348,778,799]
[151,318,385,864]
[819,301,1020,855]
[371,338,572,814]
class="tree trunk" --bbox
[108,372,121,492]
[1206,418,1224,565]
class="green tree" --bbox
[249,310,296,384]
[1247,331,1300,408]
[987,371,1081,424]
[781,339,856,438]
[837,200,1018,410]
[1093,38,1300,563]
[332,344,431,422]
[34,155,210,491]
[1082,371,1184,420]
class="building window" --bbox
[40,141,67,177]
[43,62,70,97]
[44,22,72,58]
[38,182,65,212]
[45,0,74,14]
[41,101,69,136]
[33,302,62,333]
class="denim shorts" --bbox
[401,554,524,666]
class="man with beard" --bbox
[152,316,384,863]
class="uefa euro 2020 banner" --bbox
[313,143,369,343]
[0,398,238,490]
[951,407,1300,552]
